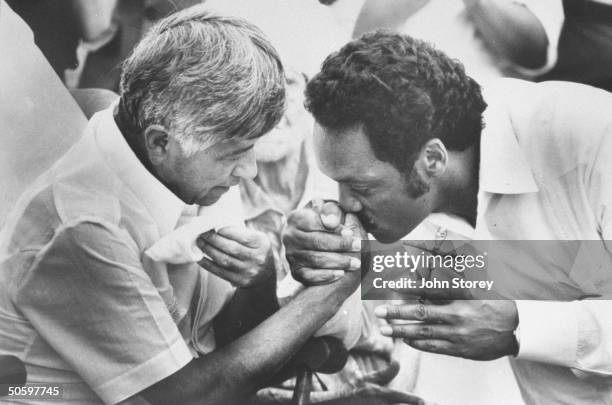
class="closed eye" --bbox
[350,183,373,196]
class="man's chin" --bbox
[370,228,403,244]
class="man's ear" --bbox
[143,125,170,166]
[414,138,448,178]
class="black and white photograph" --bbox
[1,0,612,404]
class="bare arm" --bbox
[139,205,362,404]
[463,0,548,69]
[353,0,429,38]
[213,277,279,347]
[139,273,358,405]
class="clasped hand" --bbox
[196,226,274,288]
[282,199,364,286]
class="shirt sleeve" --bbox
[14,220,194,404]
[515,121,612,381]
[509,0,565,76]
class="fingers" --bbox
[374,303,451,323]
[283,203,365,286]
[288,201,345,233]
[306,383,425,405]
[197,237,250,269]
[360,360,400,386]
[197,233,251,262]
[215,226,259,248]
[385,282,470,300]
[404,339,456,357]
[197,227,267,260]
[358,384,425,405]
[286,207,326,233]
[197,256,243,286]
[344,213,366,239]
[285,227,360,253]
[310,197,324,211]
[292,268,346,285]
[255,387,294,401]
[379,323,456,341]
[289,250,361,271]
[320,201,343,230]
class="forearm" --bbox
[141,279,354,405]
[214,275,279,346]
[464,0,548,69]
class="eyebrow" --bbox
[335,176,380,187]
[222,144,254,158]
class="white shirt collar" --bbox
[92,103,185,236]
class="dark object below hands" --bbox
[0,355,27,397]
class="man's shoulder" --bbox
[47,138,124,226]
[3,136,124,250]
[483,78,612,117]
[484,78,612,144]
[485,79,612,184]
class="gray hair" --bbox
[117,5,286,155]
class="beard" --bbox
[405,166,430,198]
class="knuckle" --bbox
[456,306,471,319]
[419,326,433,338]
[423,341,438,352]
[387,305,401,319]
[340,237,352,251]
[448,312,461,323]
[312,237,325,251]
[393,325,406,336]
[219,256,231,268]
[415,303,428,320]
[286,211,299,225]
[307,253,323,267]
[254,253,265,266]
[455,326,470,338]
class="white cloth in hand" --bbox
[145,188,245,264]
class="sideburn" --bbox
[405,166,430,198]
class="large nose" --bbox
[232,147,258,180]
[338,183,363,213]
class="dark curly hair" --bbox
[305,31,487,174]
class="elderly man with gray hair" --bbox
[0,6,362,405]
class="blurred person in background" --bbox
[465,0,612,91]
[330,0,612,92]
[334,0,563,84]
[78,0,202,91]
[6,0,118,81]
